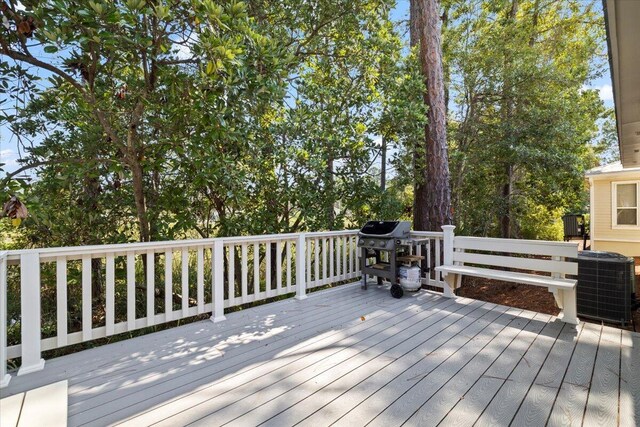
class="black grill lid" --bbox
[360,221,400,235]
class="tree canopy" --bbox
[0,0,613,248]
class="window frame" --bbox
[611,180,640,229]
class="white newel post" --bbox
[441,225,456,298]
[211,239,226,323]
[296,233,307,300]
[0,253,10,387]
[18,251,45,376]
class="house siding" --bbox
[591,178,640,257]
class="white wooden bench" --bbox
[435,226,579,324]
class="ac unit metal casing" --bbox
[576,251,636,325]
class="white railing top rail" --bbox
[4,230,360,263]
[409,231,445,238]
[454,235,578,248]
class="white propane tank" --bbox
[398,265,421,291]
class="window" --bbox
[613,181,640,227]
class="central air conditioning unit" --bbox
[576,251,636,326]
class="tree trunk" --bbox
[412,0,452,232]
[499,0,519,238]
[410,0,421,48]
[380,136,387,192]
[129,157,151,242]
[326,155,335,228]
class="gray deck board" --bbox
[71,287,443,425]
[361,308,528,427]
[0,282,635,427]
[547,321,602,426]
[510,322,584,426]
[583,326,621,426]
[619,330,640,427]
[473,315,563,426]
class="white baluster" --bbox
[314,238,319,287]
[276,241,282,294]
[296,234,307,300]
[253,243,260,297]
[306,239,312,285]
[211,239,226,323]
[342,236,347,277]
[56,257,68,347]
[197,247,204,314]
[286,240,292,293]
[436,237,442,284]
[181,249,189,317]
[146,250,155,326]
[329,237,334,284]
[165,250,173,322]
[241,243,248,303]
[336,237,341,280]
[105,254,115,336]
[82,255,92,341]
[266,241,272,298]
[228,245,235,307]
[127,252,136,330]
[322,238,327,285]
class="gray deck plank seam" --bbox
[434,312,549,427]
[432,313,553,427]
[360,309,536,426]
[223,303,507,427]
[470,316,564,425]
[75,290,461,425]
[71,298,456,424]
[580,323,605,426]
[509,322,586,427]
[64,286,388,399]
[339,311,535,422]
[120,297,485,427]
[281,307,518,427]
[543,323,588,427]
[2,283,373,394]
[429,316,559,426]
[403,311,541,426]
[65,286,411,414]
[546,322,602,426]
[503,322,569,426]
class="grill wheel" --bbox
[390,284,404,299]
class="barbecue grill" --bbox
[358,220,424,298]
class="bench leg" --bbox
[556,288,579,325]
[443,274,456,298]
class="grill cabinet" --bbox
[576,251,636,325]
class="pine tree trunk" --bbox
[412,0,452,232]
[499,0,519,239]
[380,136,387,192]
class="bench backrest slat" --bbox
[452,251,578,275]
[453,236,578,258]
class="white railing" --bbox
[0,230,361,384]
[409,231,446,288]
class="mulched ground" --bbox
[456,257,640,333]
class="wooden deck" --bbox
[1,282,638,427]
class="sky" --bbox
[0,0,616,175]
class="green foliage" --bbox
[442,0,607,239]
[0,0,610,247]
